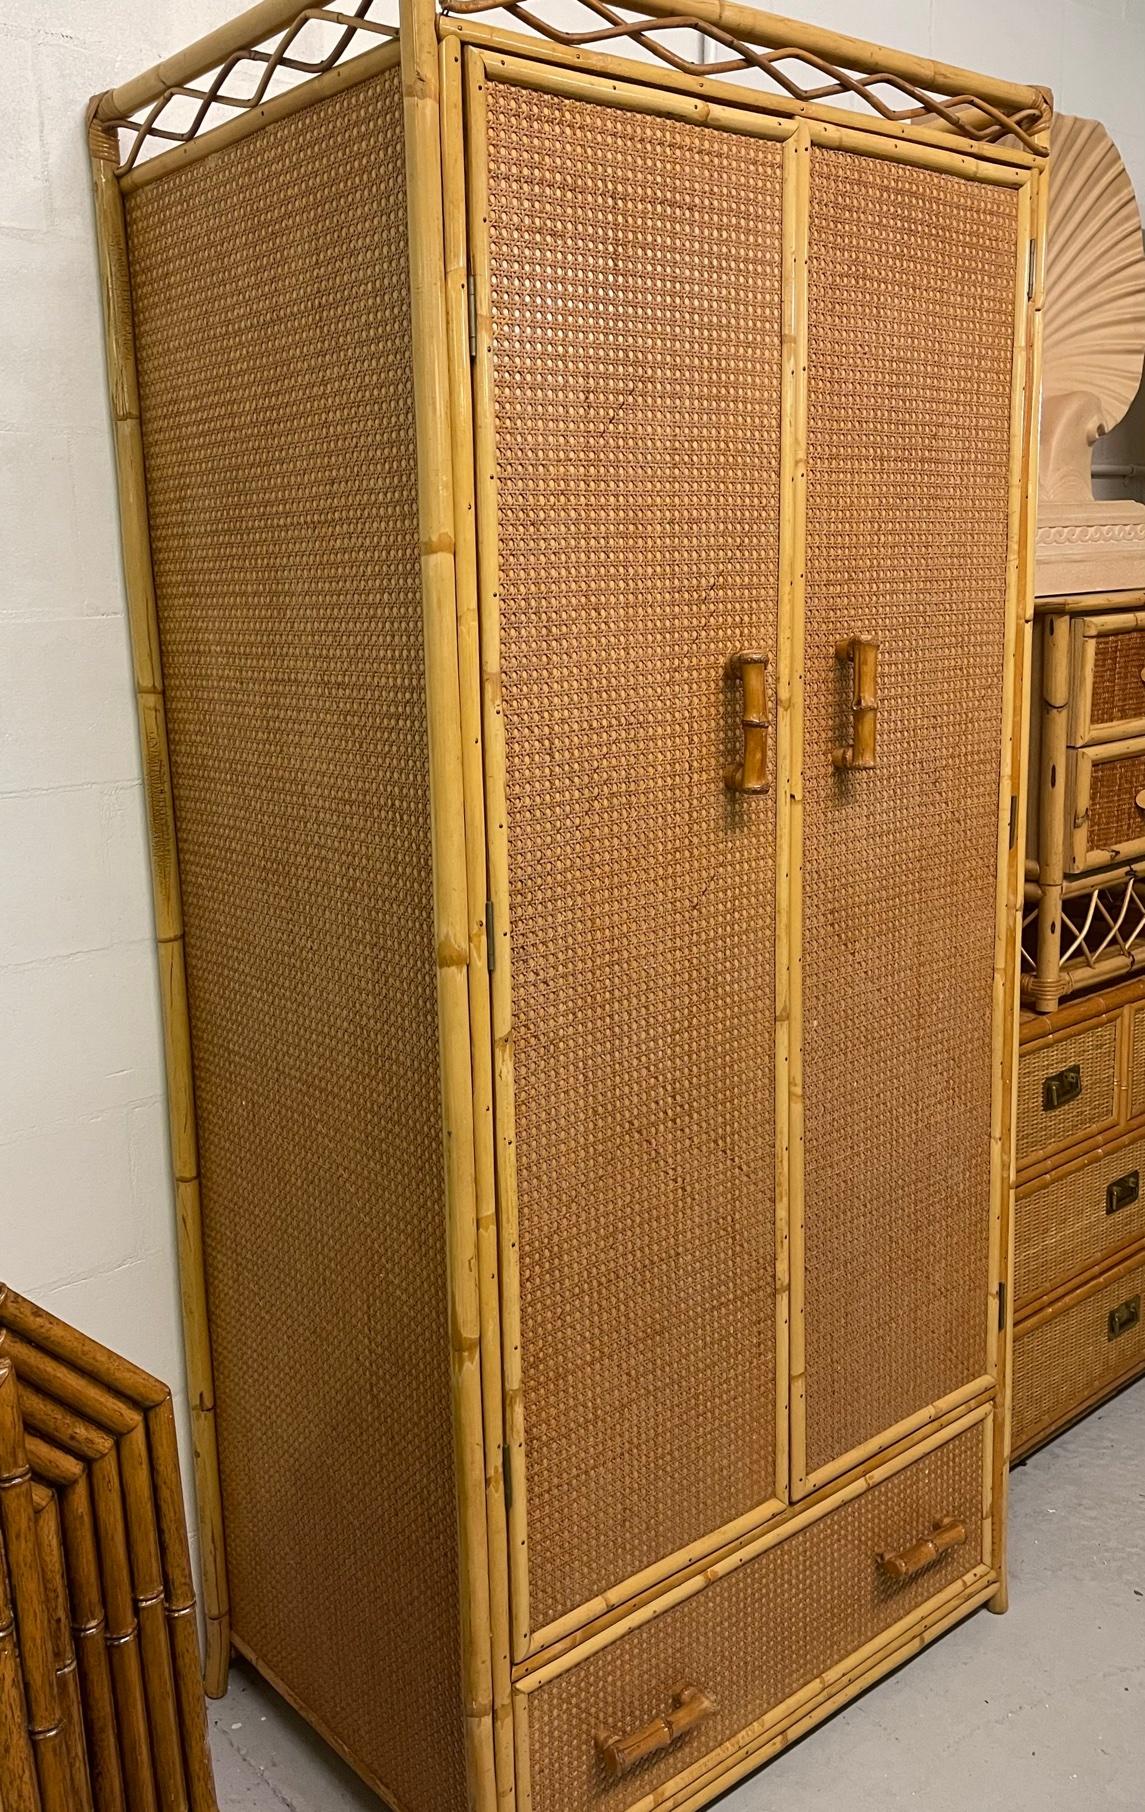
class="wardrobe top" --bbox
[89,0,1053,186]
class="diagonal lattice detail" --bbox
[99,0,1051,174]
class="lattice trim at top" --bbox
[95,0,1052,175]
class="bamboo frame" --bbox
[440,29,515,1807]
[86,111,230,1699]
[400,3,498,1805]
[1069,611,1145,747]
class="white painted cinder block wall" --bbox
[2,0,1143,1559]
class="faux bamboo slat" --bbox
[0,1288,217,1812]
[480,69,785,1640]
[121,63,469,1812]
[797,147,1017,1483]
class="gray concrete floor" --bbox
[209,1378,1145,1810]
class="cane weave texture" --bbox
[1015,1137,1145,1309]
[525,1423,985,1812]
[1130,1005,1145,1117]
[1083,750,1145,858]
[800,148,1016,1477]
[1012,1259,1145,1452]
[1089,628,1145,733]
[484,77,783,1633]
[125,71,467,1812]
[1015,1020,1119,1167]
[0,1286,217,1812]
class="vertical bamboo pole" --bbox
[990,145,1049,1613]
[86,109,230,1696]
[1033,611,1069,1013]
[0,1532,40,1812]
[439,32,516,1809]
[464,47,531,1670]
[783,122,812,1500]
[33,1489,94,1812]
[399,5,497,1804]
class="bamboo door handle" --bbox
[596,1684,716,1779]
[833,636,879,770]
[878,1516,966,1581]
[725,652,770,794]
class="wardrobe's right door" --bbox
[794,142,1030,1494]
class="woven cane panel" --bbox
[800,150,1018,1476]
[1084,750,1145,857]
[525,1423,985,1812]
[1012,1260,1145,1452]
[1089,629,1145,732]
[1015,1136,1145,1309]
[1015,1021,1120,1168]
[126,72,466,1812]
[484,79,783,1632]
[1130,1005,1145,1118]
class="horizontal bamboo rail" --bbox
[95,0,1046,127]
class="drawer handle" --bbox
[1108,1296,1140,1340]
[1042,1064,1082,1112]
[596,1684,716,1780]
[725,652,770,794]
[1107,1171,1140,1215]
[878,1516,966,1582]
[832,636,879,771]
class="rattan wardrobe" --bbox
[88,4,1050,1808]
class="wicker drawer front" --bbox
[1015,1136,1145,1310]
[523,1421,986,1812]
[1067,741,1145,874]
[1013,1260,1145,1454]
[1016,1020,1119,1171]
[1068,611,1145,746]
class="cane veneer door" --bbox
[468,59,790,1659]
[791,146,1029,1494]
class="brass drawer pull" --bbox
[832,635,879,771]
[1042,1064,1082,1112]
[878,1516,966,1582]
[597,1684,716,1780]
[1108,1296,1140,1340]
[725,652,770,794]
[1107,1170,1140,1215]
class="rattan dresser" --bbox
[87,4,1049,1808]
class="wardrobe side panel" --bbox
[125,69,468,1812]
[799,148,1019,1478]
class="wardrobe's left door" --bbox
[465,53,792,1661]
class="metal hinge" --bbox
[486,899,495,972]
[998,1282,1007,1333]
[1027,240,1037,300]
[502,1444,513,1511]
[467,271,478,359]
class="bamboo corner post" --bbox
[86,102,230,1699]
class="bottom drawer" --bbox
[1013,1255,1145,1456]
[521,1417,988,1812]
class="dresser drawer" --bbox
[1016,1019,1120,1171]
[1015,1134,1145,1310]
[1066,739,1145,874]
[521,1419,988,1812]
[1013,1257,1145,1457]
[1068,610,1145,747]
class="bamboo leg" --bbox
[89,1452,157,1812]
[34,1488,95,1812]
[58,1475,126,1812]
[0,1520,41,1812]
[119,1423,189,1812]
[146,1405,215,1812]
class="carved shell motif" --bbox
[1040,114,1145,505]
